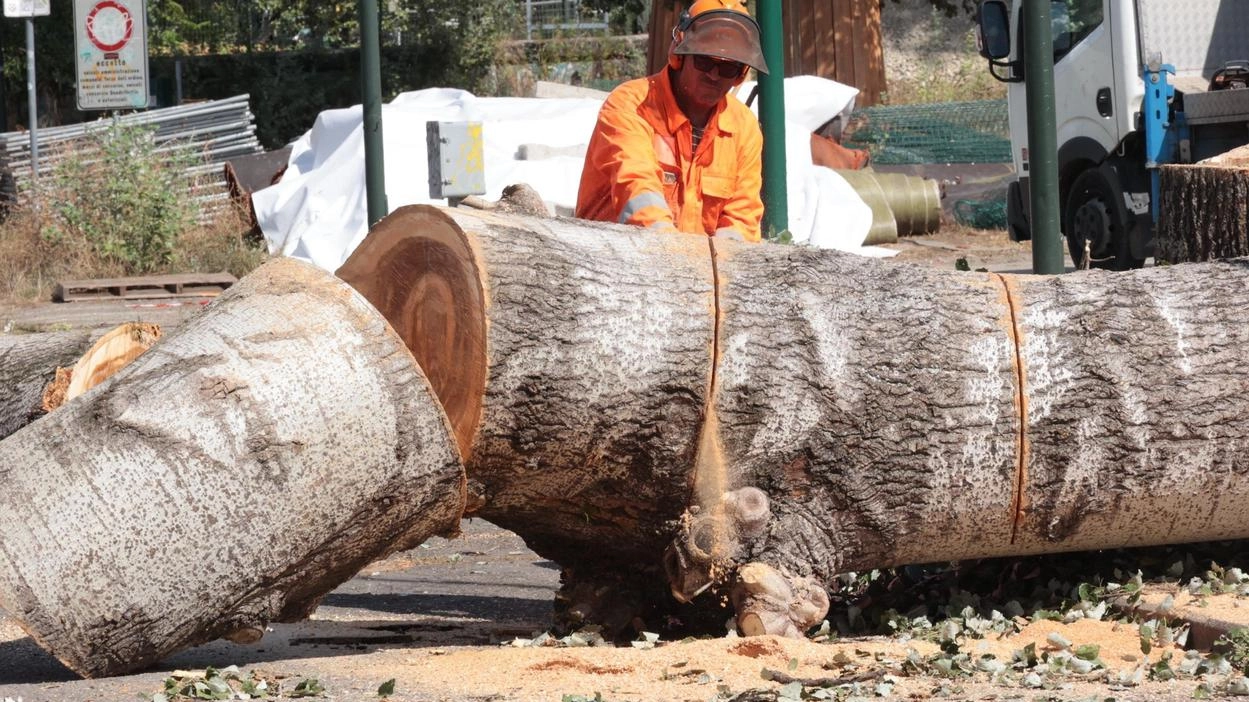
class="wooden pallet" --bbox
[53,272,238,302]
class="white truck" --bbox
[976,0,1249,269]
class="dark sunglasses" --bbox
[691,54,746,79]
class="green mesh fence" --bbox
[842,99,1012,165]
[953,198,1009,229]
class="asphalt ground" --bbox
[0,520,561,701]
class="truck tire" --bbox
[1064,166,1144,271]
[1006,180,1030,242]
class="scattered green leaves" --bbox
[149,667,276,701]
[286,678,325,698]
[1216,628,1249,674]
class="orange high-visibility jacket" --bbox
[575,68,764,242]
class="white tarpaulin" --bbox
[253,76,889,272]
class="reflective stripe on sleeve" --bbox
[619,191,670,223]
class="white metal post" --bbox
[25,16,37,181]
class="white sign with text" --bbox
[3,0,50,18]
[74,0,148,110]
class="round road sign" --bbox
[85,0,133,53]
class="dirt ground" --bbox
[3,521,1241,702]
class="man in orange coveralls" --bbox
[575,0,769,243]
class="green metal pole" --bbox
[1021,0,1063,274]
[756,0,788,239]
[359,0,388,226]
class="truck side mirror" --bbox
[977,0,1012,60]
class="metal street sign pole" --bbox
[1022,0,1063,274]
[25,16,37,181]
[359,0,387,226]
[757,0,788,239]
[5,1,51,182]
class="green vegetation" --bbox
[0,121,266,302]
[40,121,197,274]
[147,666,324,700]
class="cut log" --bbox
[0,257,466,678]
[1,322,163,438]
[337,206,717,567]
[38,321,163,412]
[0,329,95,439]
[702,243,1249,634]
[341,205,1249,640]
[1157,151,1249,262]
[62,321,162,403]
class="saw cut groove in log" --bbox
[0,257,466,678]
[337,205,717,567]
[0,329,95,439]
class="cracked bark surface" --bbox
[0,258,465,678]
[1158,162,1249,262]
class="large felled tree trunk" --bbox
[342,205,1249,639]
[0,257,466,678]
[0,329,95,439]
[1157,146,1249,262]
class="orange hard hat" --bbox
[671,0,769,75]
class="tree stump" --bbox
[0,257,466,678]
[1157,145,1249,262]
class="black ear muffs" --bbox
[668,9,692,70]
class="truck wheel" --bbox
[1063,168,1144,271]
[1006,180,1030,242]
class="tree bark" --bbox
[1157,158,1249,262]
[341,205,1249,640]
[337,206,716,567]
[705,244,1249,634]
[0,329,95,439]
[0,257,466,678]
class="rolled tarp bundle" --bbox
[835,168,943,243]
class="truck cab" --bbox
[977,0,1249,269]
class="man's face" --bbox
[673,54,745,115]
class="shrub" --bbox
[38,120,200,274]
[0,121,267,303]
